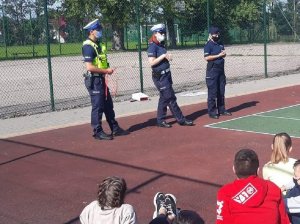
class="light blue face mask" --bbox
[95,30,102,39]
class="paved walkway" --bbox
[1,73,300,138]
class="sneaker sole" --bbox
[153,192,163,219]
[94,136,113,140]
[165,193,177,216]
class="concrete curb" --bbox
[1,74,300,138]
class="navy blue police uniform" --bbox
[204,27,231,118]
[147,24,193,127]
[82,19,126,140]
[82,42,119,135]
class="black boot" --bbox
[112,127,129,136]
[93,131,113,140]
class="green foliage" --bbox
[231,0,260,28]
[0,0,299,52]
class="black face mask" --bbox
[212,36,220,42]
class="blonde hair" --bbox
[270,133,292,164]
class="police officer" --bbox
[204,27,232,119]
[147,24,193,128]
[82,19,127,140]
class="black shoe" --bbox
[153,192,166,218]
[157,121,172,128]
[112,127,129,136]
[165,194,177,216]
[219,110,232,116]
[209,114,219,119]
[179,119,194,126]
[93,131,113,140]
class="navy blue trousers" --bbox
[85,76,119,134]
[152,72,185,124]
[206,67,226,115]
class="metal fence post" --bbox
[29,9,35,57]
[1,4,8,58]
[263,0,268,78]
[57,8,62,55]
[44,0,55,110]
[135,0,144,92]
[207,0,210,32]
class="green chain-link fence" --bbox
[1,0,300,119]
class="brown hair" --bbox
[149,34,159,44]
[234,149,259,178]
[97,176,127,209]
[270,133,292,164]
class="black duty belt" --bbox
[83,72,104,78]
[92,73,104,77]
[160,68,170,74]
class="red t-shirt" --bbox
[216,175,290,224]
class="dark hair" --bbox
[97,176,127,209]
[294,160,300,169]
[176,210,205,224]
[234,149,259,178]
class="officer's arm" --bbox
[148,54,167,66]
[85,62,114,75]
[205,52,225,61]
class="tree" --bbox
[229,0,261,42]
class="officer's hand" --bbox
[166,53,173,61]
[219,50,226,58]
[106,68,114,75]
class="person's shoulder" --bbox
[204,40,214,50]
[204,40,212,47]
[262,161,273,168]
[148,42,157,49]
[85,200,99,208]
[264,178,282,192]
[82,43,95,53]
[218,181,235,194]
[80,200,100,215]
[119,204,137,221]
[288,157,297,164]
[147,42,158,54]
[120,203,135,212]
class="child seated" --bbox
[263,133,296,188]
[283,160,300,224]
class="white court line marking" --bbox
[204,103,300,137]
[205,103,300,128]
[254,114,300,121]
[254,104,300,116]
[206,126,300,139]
[204,114,256,128]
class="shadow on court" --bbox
[1,85,300,224]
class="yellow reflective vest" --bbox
[83,39,109,69]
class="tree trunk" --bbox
[166,17,177,48]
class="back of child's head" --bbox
[176,210,205,224]
[271,132,292,164]
[234,149,259,178]
[97,176,127,209]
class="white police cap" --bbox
[150,23,166,33]
[83,19,102,32]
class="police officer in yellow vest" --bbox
[82,19,128,140]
